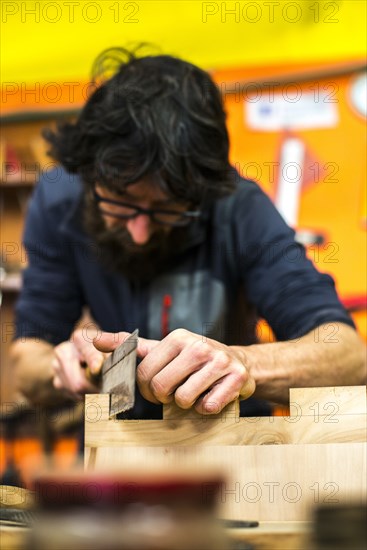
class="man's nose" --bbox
[126,214,152,244]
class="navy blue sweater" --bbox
[15,169,354,417]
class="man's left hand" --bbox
[94,328,255,414]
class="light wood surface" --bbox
[85,386,367,521]
[0,521,313,550]
[227,521,312,550]
[0,520,313,550]
[0,486,34,509]
[0,486,34,550]
[0,526,29,550]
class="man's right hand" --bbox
[52,329,107,399]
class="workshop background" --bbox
[1,0,366,484]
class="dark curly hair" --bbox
[43,45,235,204]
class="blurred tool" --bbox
[28,471,230,549]
[87,329,138,417]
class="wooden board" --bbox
[85,386,367,521]
[227,521,311,550]
[0,521,313,550]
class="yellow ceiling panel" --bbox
[1,0,366,84]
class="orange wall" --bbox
[214,62,366,338]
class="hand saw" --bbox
[98,329,139,417]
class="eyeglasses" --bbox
[93,189,201,227]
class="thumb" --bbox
[93,331,160,358]
[93,331,131,353]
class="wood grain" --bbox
[85,386,367,521]
[85,392,366,447]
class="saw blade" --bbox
[101,329,139,417]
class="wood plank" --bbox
[227,521,311,550]
[85,393,366,447]
[85,442,366,521]
[0,521,313,550]
[289,386,366,415]
[84,387,367,521]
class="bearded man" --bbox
[10,47,366,418]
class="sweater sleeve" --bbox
[233,182,355,341]
[15,175,84,345]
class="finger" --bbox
[93,331,131,353]
[239,376,257,400]
[52,357,77,395]
[53,344,79,389]
[195,373,256,415]
[169,344,242,409]
[52,368,63,389]
[137,335,188,403]
[147,341,214,405]
[173,365,225,409]
[168,343,255,413]
[73,331,105,375]
[54,343,98,395]
[94,331,159,358]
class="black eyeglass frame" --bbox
[93,189,201,226]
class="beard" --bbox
[82,193,193,283]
